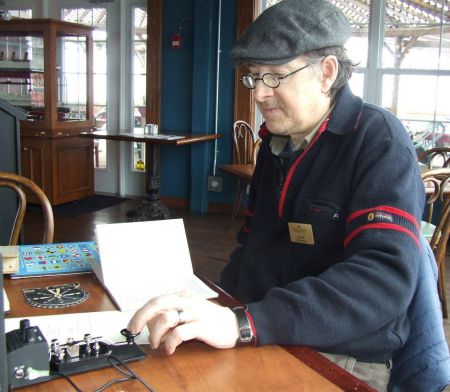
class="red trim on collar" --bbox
[244,208,254,217]
[278,118,330,218]
[258,123,271,138]
[243,225,251,233]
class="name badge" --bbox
[288,222,315,245]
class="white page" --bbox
[3,288,10,312]
[94,219,217,311]
[105,274,218,311]
[5,310,150,345]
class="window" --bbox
[7,9,32,19]
[260,0,450,150]
[380,1,450,150]
[131,6,147,172]
[62,8,108,169]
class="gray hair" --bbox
[302,46,357,100]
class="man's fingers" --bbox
[127,291,195,334]
[162,321,201,355]
[148,309,180,349]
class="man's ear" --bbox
[320,55,338,94]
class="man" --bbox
[128,1,426,390]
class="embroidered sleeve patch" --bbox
[345,206,420,249]
[367,211,393,223]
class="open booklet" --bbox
[3,288,9,313]
[94,219,218,311]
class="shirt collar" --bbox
[270,106,333,156]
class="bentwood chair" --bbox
[421,168,450,318]
[0,171,54,245]
[232,120,256,165]
[221,121,258,218]
[418,147,450,170]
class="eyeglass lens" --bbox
[240,62,314,90]
[241,73,280,89]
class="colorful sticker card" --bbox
[11,242,100,278]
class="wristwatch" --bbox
[232,305,255,345]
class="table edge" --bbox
[203,277,375,392]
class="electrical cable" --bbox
[56,371,83,391]
[95,355,155,392]
[56,354,155,392]
[94,376,133,392]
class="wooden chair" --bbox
[0,171,54,245]
[221,121,258,218]
[421,168,450,318]
[232,120,256,165]
[418,147,450,169]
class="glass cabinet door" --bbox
[0,35,44,117]
[57,33,88,122]
[0,19,93,130]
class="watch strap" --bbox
[232,305,255,345]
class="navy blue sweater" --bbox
[220,84,425,362]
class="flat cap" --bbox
[230,0,351,65]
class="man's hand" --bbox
[127,292,239,355]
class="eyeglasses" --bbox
[240,63,312,89]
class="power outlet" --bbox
[208,176,223,192]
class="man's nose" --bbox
[253,81,274,102]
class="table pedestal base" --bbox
[126,199,172,221]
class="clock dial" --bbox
[22,282,89,309]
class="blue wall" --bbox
[160,0,236,212]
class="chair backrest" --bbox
[0,171,54,245]
[252,138,262,167]
[422,167,450,220]
[418,147,450,169]
[421,167,450,277]
[233,120,256,165]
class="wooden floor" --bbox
[23,197,450,362]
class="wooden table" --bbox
[220,164,255,217]
[4,273,374,391]
[79,130,220,221]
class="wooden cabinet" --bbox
[0,19,94,205]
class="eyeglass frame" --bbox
[240,63,313,90]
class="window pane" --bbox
[132,6,147,172]
[8,10,32,19]
[62,38,87,73]
[382,74,450,148]
[348,72,365,97]
[382,74,438,117]
[383,0,450,70]
[94,74,106,107]
[59,35,88,120]
[134,8,147,40]
[133,42,147,74]
[133,74,146,107]
[94,105,106,128]
[94,41,107,74]
[63,7,108,169]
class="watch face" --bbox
[22,282,89,309]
